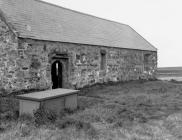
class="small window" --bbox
[144,54,151,71]
[100,52,106,70]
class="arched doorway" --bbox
[51,60,63,89]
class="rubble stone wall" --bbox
[16,39,157,90]
[0,17,19,95]
[0,18,157,94]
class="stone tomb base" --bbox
[16,89,79,116]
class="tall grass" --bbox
[1,80,182,139]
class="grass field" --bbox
[1,80,182,139]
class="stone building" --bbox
[0,0,157,94]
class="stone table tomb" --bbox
[16,88,79,116]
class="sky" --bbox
[43,0,182,67]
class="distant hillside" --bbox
[158,67,182,71]
[157,67,182,77]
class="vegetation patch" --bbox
[33,107,57,126]
[56,117,98,139]
[1,80,182,139]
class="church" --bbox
[0,0,157,93]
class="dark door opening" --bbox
[51,60,63,89]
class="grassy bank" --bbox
[1,80,182,139]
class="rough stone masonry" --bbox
[0,16,157,95]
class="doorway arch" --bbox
[51,60,63,89]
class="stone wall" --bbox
[0,17,157,94]
[17,39,157,90]
[0,17,19,95]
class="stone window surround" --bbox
[100,50,106,70]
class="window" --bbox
[100,52,106,70]
[144,54,151,71]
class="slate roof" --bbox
[0,0,157,51]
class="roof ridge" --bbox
[35,0,128,27]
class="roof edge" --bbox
[0,8,19,37]
[127,25,157,51]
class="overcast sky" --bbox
[43,0,182,67]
